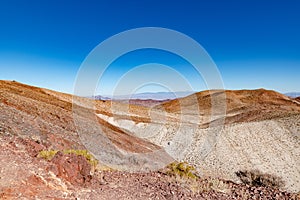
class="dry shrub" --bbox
[235,170,284,189]
[38,149,98,169]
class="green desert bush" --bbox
[235,169,284,189]
[164,162,233,194]
[38,149,98,169]
[63,149,98,168]
[166,161,199,180]
[38,150,58,160]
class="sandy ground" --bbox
[97,108,300,192]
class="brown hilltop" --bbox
[156,88,300,124]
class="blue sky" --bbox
[0,0,299,95]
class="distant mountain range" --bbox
[93,91,300,101]
[285,92,300,98]
[94,91,194,100]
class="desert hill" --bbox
[1,80,300,199]
[156,89,300,124]
[0,80,162,154]
[97,88,300,193]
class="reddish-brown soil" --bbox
[0,135,299,199]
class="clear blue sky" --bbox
[0,0,299,94]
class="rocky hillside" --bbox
[1,80,300,199]
[97,88,300,193]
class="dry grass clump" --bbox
[38,150,58,160]
[235,169,284,189]
[38,149,98,168]
[63,149,99,168]
[165,162,232,194]
[166,161,199,180]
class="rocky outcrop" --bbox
[47,151,92,186]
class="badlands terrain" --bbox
[0,80,300,199]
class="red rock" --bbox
[23,139,46,157]
[47,151,92,186]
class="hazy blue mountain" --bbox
[285,92,300,98]
[93,95,111,100]
[99,91,195,100]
